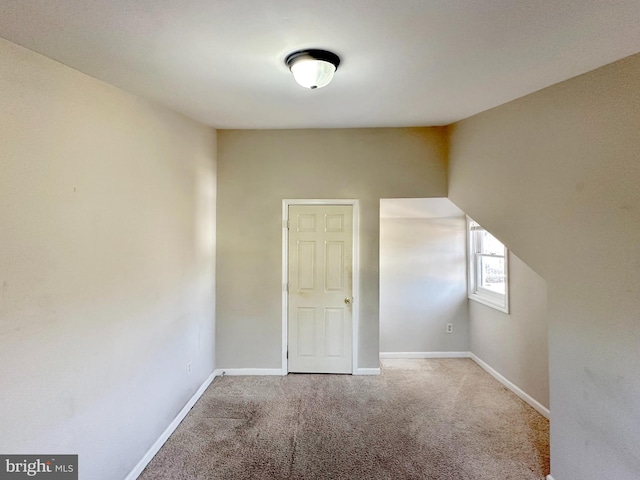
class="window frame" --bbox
[467,217,510,313]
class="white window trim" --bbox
[467,217,510,314]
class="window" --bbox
[467,217,509,313]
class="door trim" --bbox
[282,199,360,374]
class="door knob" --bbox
[344,297,352,305]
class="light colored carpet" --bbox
[140,359,549,479]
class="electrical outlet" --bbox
[187,361,192,376]
[446,323,453,334]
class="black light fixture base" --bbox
[284,49,341,71]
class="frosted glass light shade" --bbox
[290,59,336,89]
[285,49,341,90]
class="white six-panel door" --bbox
[288,205,353,374]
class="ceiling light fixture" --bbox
[285,49,341,89]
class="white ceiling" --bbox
[1,0,639,129]
[380,198,464,219]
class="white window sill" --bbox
[468,293,509,314]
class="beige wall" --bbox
[469,252,549,409]
[217,128,448,369]
[449,53,640,480]
[380,217,469,353]
[0,39,217,480]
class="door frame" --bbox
[282,199,360,374]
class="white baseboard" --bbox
[380,351,471,359]
[546,475,555,480]
[213,368,285,376]
[214,367,380,376]
[125,371,217,480]
[469,353,550,419]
